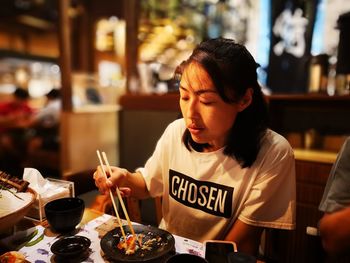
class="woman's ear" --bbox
[237,88,253,112]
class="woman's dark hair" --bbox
[177,38,269,168]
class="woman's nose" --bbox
[186,99,198,118]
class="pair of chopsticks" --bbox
[96,150,137,245]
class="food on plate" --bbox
[0,251,28,263]
[0,171,29,192]
[0,181,36,234]
[116,232,163,255]
[0,188,33,218]
[0,170,33,218]
[100,224,175,262]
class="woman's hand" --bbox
[93,166,131,197]
[224,219,263,256]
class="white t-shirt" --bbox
[34,100,61,127]
[319,137,350,213]
[138,118,296,242]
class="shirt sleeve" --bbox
[238,133,296,230]
[319,137,350,213]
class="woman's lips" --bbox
[188,124,204,135]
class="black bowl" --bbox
[51,235,91,259]
[45,197,85,233]
[100,224,175,262]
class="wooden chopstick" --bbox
[101,151,139,245]
[96,150,127,242]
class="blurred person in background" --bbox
[0,87,34,175]
[319,137,350,256]
[26,88,61,153]
[31,88,61,129]
[0,87,33,129]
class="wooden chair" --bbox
[62,169,102,209]
[88,195,163,227]
[62,169,96,196]
[126,196,163,226]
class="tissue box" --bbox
[25,178,74,222]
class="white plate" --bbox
[0,188,36,233]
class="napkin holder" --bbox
[25,178,74,222]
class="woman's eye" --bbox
[181,96,189,101]
[200,100,214,105]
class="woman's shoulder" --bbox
[343,136,350,149]
[157,118,186,143]
[262,129,293,154]
[165,118,186,133]
[254,129,295,169]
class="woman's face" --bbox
[179,62,241,152]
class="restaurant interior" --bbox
[1,0,350,262]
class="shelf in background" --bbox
[119,92,180,111]
[294,148,337,164]
[267,93,350,102]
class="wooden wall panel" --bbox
[61,107,119,175]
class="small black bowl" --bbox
[45,197,85,233]
[51,235,91,259]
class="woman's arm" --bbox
[224,219,264,256]
[319,206,350,254]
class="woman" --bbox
[94,38,296,255]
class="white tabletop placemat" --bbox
[15,214,204,262]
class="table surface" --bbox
[0,208,205,262]
[1,208,263,262]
